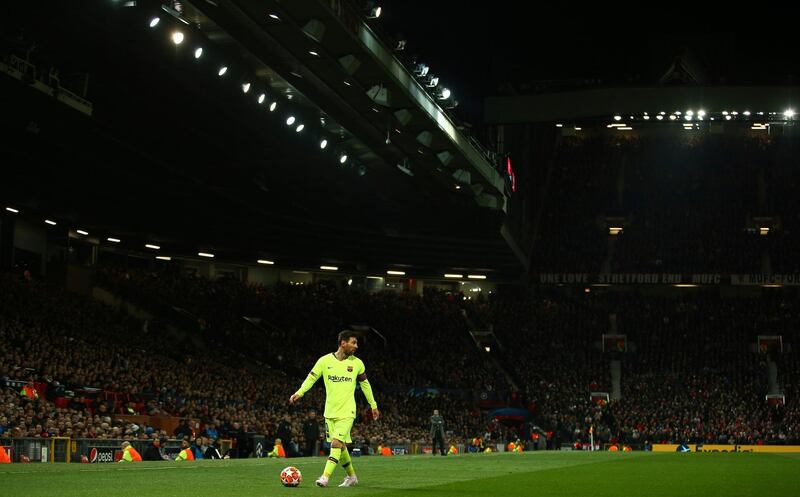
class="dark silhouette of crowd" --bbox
[532,133,800,275]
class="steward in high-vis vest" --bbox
[119,441,142,462]
[175,440,195,461]
[268,439,286,458]
[20,381,38,400]
[447,444,458,455]
[0,445,11,464]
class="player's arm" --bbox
[290,357,323,403]
[357,362,379,419]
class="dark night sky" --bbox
[377,3,800,122]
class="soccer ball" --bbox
[280,466,302,487]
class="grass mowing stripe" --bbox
[374,453,800,497]
[0,452,797,497]
[0,452,631,497]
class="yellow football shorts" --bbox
[325,417,354,444]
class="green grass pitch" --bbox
[2,451,799,497]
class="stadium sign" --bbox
[536,273,800,286]
[731,274,800,286]
[653,444,800,453]
[537,273,692,284]
[89,447,120,463]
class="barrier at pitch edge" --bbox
[652,444,800,453]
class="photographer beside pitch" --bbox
[290,330,379,487]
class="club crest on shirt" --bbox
[347,365,353,372]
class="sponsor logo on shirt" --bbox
[327,375,354,383]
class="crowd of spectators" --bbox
[97,264,508,394]
[477,288,800,446]
[4,266,800,455]
[0,272,490,451]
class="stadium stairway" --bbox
[526,134,562,268]
[93,284,207,356]
[460,310,521,394]
[767,360,780,395]
[610,360,621,401]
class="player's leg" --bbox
[316,418,341,487]
[322,438,343,480]
[339,445,355,476]
[335,418,358,487]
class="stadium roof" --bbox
[0,1,521,278]
[485,86,800,124]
